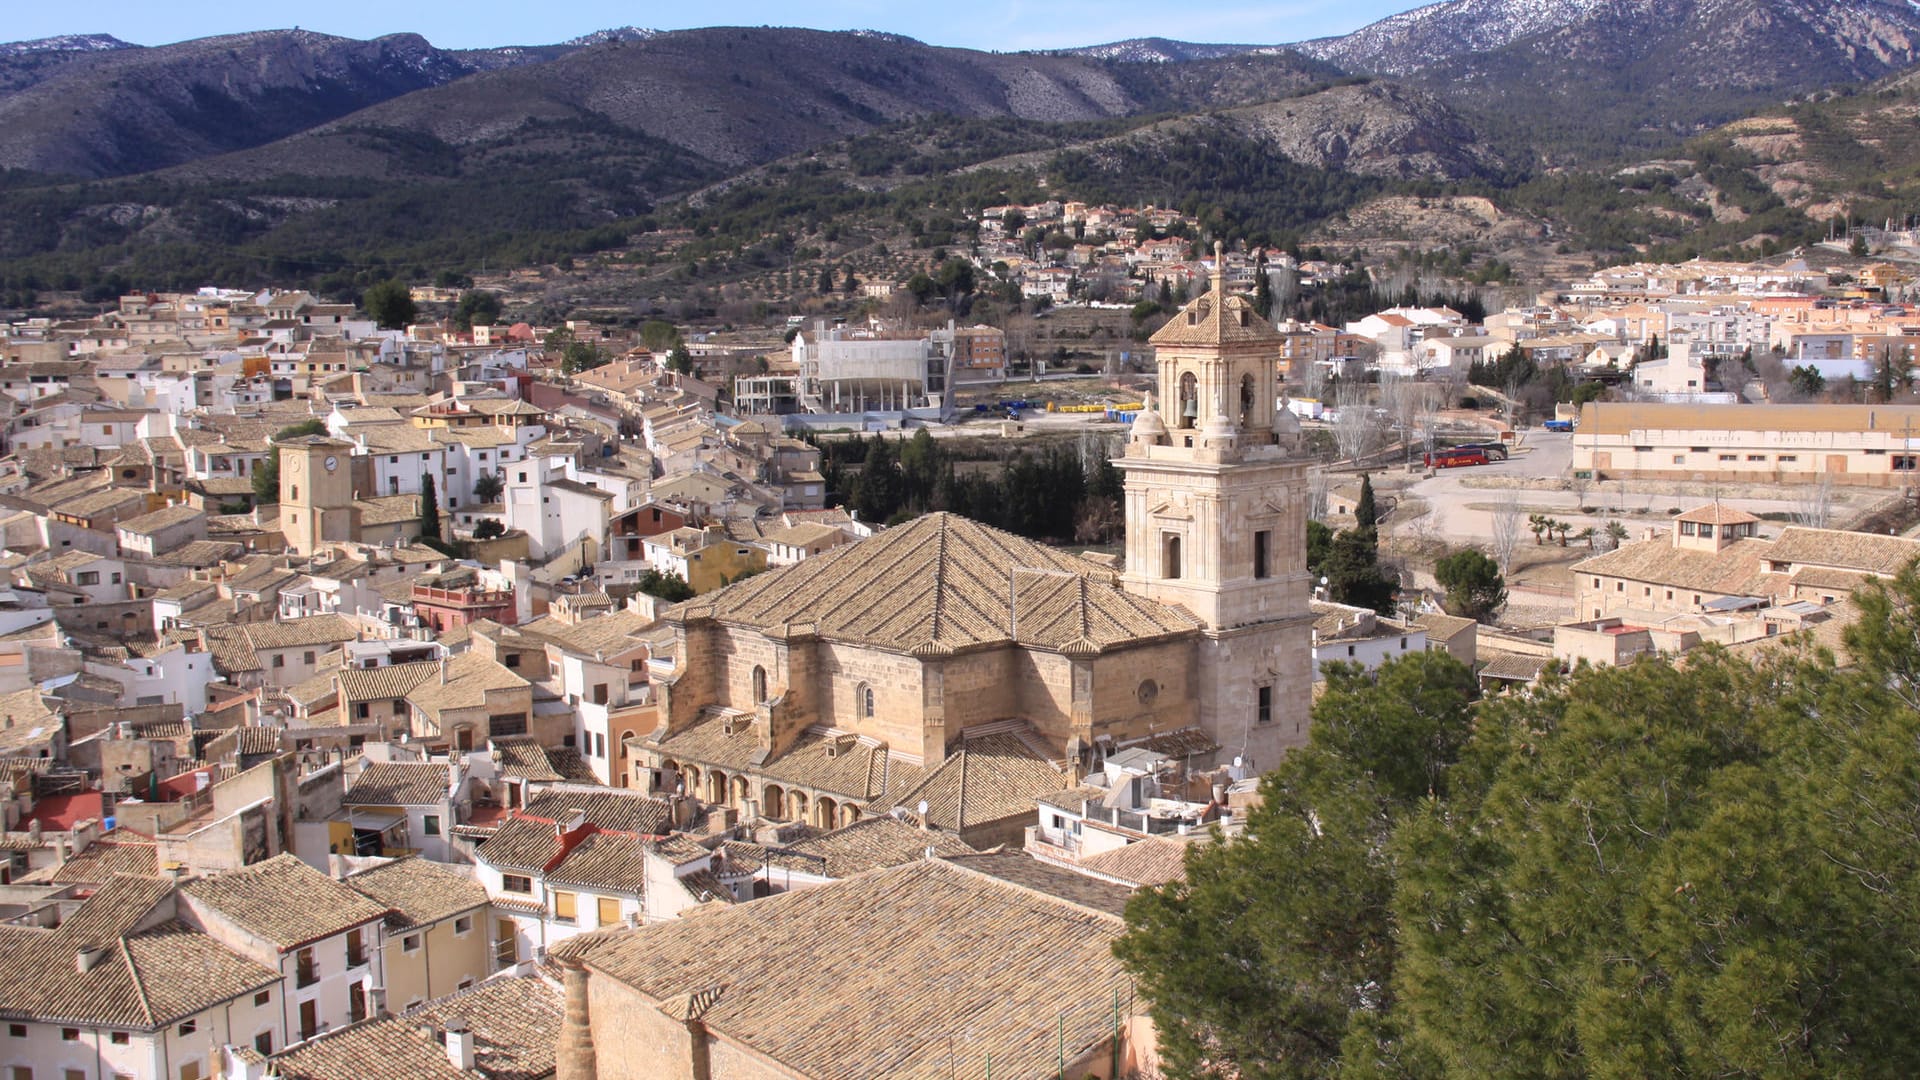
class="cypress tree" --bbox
[1354,473,1377,532]
[420,475,441,541]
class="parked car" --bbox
[1424,447,1489,468]
[1543,419,1574,432]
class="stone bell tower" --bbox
[1118,244,1315,772]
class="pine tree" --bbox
[420,475,441,541]
[1354,473,1377,531]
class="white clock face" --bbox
[323,456,338,472]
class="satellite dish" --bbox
[917,800,929,818]
[1232,756,1244,769]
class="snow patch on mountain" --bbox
[0,33,135,56]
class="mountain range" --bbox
[2,0,1919,295]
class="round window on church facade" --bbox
[1137,679,1159,705]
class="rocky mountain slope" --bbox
[0,31,484,177]
[1299,0,1920,151]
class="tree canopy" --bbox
[1118,564,1920,1079]
[361,279,416,330]
[1432,547,1506,621]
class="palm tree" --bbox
[1604,521,1629,550]
[1552,519,1572,546]
[1575,526,1597,549]
[1528,513,1549,546]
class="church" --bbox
[632,255,1314,842]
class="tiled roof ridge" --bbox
[111,937,155,1027]
[936,854,1129,924]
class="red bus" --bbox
[1424,447,1489,469]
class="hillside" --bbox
[1296,0,1920,155]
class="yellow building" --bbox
[343,858,493,1014]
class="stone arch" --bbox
[789,790,810,825]
[842,803,861,827]
[731,775,751,807]
[680,764,701,797]
[1240,373,1256,426]
[751,665,767,703]
[816,796,838,829]
[857,683,874,720]
[1162,533,1182,580]
[708,769,729,805]
[1177,371,1198,429]
[763,784,785,820]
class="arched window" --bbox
[751,665,767,703]
[1240,373,1256,426]
[1162,533,1182,580]
[1177,372,1199,429]
[858,684,875,719]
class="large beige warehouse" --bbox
[1573,402,1920,486]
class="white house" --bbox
[180,854,392,1047]
[1309,600,1426,678]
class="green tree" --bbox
[1322,528,1396,615]
[419,474,441,541]
[473,518,505,540]
[636,568,696,603]
[639,319,680,352]
[1353,473,1378,531]
[361,279,416,330]
[665,343,693,376]
[450,290,502,332]
[1850,232,1870,257]
[472,472,503,503]
[1253,251,1273,319]
[1116,651,1477,1080]
[1306,519,1334,577]
[1433,547,1506,621]
[1789,364,1828,399]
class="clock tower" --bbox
[1118,245,1315,772]
[280,435,358,555]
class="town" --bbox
[0,192,1916,1080]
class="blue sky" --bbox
[11,1,1423,52]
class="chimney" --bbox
[76,943,110,973]
[444,1018,475,1071]
[439,656,449,685]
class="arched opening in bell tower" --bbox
[1178,372,1198,429]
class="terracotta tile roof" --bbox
[522,787,675,834]
[354,494,423,526]
[1073,834,1201,888]
[649,711,923,804]
[872,730,1067,831]
[404,653,528,725]
[668,512,1196,656]
[1479,653,1551,683]
[543,832,650,894]
[942,851,1136,916]
[558,858,1132,1080]
[1149,287,1282,348]
[338,661,439,702]
[1676,504,1760,526]
[204,626,260,674]
[285,670,339,708]
[182,853,391,951]
[1766,527,1920,577]
[1578,401,1920,436]
[492,737,566,781]
[0,875,278,1029]
[1571,537,1776,597]
[15,837,158,886]
[779,817,975,879]
[243,614,359,651]
[345,762,453,807]
[115,503,204,535]
[1408,610,1477,642]
[269,975,562,1080]
[346,857,489,929]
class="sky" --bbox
[8,0,1425,52]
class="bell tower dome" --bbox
[1118,244,1314,770]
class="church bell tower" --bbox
[1118,244,1314,772]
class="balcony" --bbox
[412,585,514,608]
